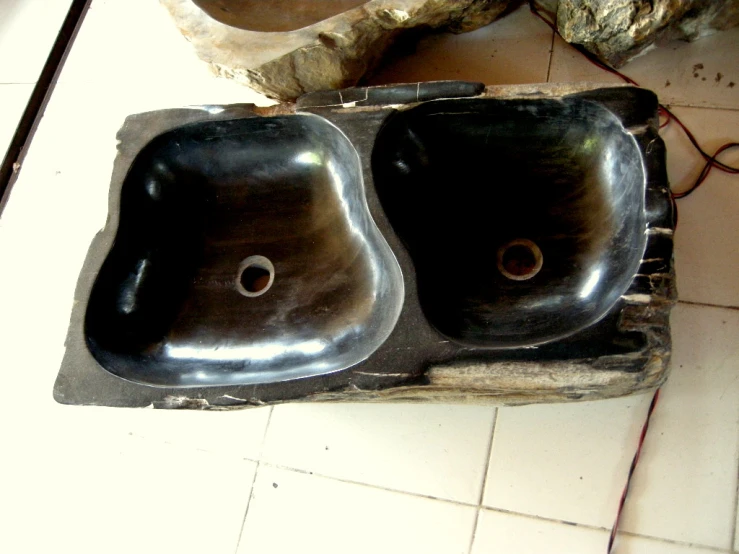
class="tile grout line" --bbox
[545,27,556,83]
[233,458,261,553]
[255,455,646,531]
[678,299,739,312]
[259,405,276,460]
[729,426,739,552]
[482,507,733,553]
[247,457,733,553]
[233,405,274,554]
[618,532,733,554]
[466,508,484,554]
[664,102,739,113]
[466,408,499,554]
[482,507,610,533]
[477,408,499,507]
[260,459,481,507]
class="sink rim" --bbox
[81,110,405,388]
[370,94,650,348]
[54,82,676,409]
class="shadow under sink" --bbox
[85,114,403,387]
[371,97,647,347]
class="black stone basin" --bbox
[55,83,676,407]
[371,98,646,347]
[85,114,403,387]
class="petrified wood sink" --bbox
[55,82,676,409]
[84,115,402,387]
[372,97,648,348]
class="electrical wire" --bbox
[607,389,661,552]
[528,1,739,202]
[527,3,738,552]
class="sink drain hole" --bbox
[497,239,543,281]
[237,255,274,297]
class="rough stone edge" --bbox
[53,82,677,410]
[291,81,677,407]
[159,0,513,100]
[52,103,295,409]
[552,0,739,68]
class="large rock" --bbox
[161,0,737,99]
[544,0,739,67]
[161,0,513,101]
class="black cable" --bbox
[0,0,92,214]
[528,1,739,202]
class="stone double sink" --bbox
[54,81,676,409]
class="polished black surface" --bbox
[85,114,403,387]
[371,97,647,347]
[296,81,487,109]
[55,83,676,406]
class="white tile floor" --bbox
[0,82,33,155]
[0,2,738,553]
[483,394,653,530]
[0,0,73,156]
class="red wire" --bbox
[607,389,661,553]
[528,1,739,201]
[658,106,671,129]
[527,3,739,552]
